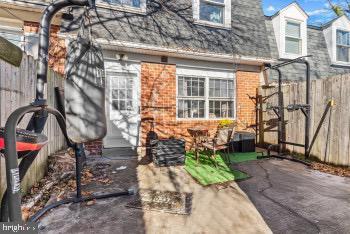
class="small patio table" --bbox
[187,126,209,163]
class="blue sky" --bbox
[262,0,341,26]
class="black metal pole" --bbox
[304,61,311,158]
[36,0,92,100]
[3,105,43,221]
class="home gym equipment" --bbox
[259,56,333,165]
[0,0,133,223]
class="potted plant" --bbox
[215,119,237,145]
[218,119,237,129]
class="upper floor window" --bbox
[200,0,225,24]
[285,21,301,55]
[98,0,146,13]
[336,30,350,63]
[193,0,231,28]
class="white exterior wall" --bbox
[323,16,350,65]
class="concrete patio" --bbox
[235,158,350,234]
[38,150,271,234]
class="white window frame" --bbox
[97,0,147,14]
[193,0,232,29]
[176,69,236,121]
[335,29,350,63]
[285,20,302,55]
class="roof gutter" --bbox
[95,38,275,66]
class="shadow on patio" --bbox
[38,148,271,234]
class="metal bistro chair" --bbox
[202,125,236,167]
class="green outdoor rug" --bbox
[224,152,259,163]
[185,152,249,186]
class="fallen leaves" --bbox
[86,200,96,206]
[311,162,350,177]
[21,149,115,219]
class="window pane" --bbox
[111,90,118,99]
[285,37,301,54]
[177,100,205,118]
[337,46,349,62]
[99,0,140,7]
[286,22,300,38]
[177,77,205,97]
[337,30,350,46]
[209,101,234,118]
[112,101,119,110]
[209,79,233,98]
[200,1,224,24]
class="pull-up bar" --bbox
[260,55,312,164]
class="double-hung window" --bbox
[177,75,235,119]
[336,30,350,63]
[200,0,225,24]
[208,79,234,118]
[97,0,146,12]
[285,21,302,55]
[194,0,231,28]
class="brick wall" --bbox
[236,70,260,129]
[85,62,261,155]
[24,22,66,75]
[140,62,261,149]
[84,140,103,156]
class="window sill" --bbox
[193,19,231,30]
[97,3,146,15]
[176,118,236,121]
[280,53,304,60]
[331,61,350,67]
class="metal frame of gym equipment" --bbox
[259,56,313,166]
[1,0,133,223]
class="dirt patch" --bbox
[21,149,113,221]
[310,162,350,177]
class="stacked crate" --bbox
[150,139,186,167]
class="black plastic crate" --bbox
[230,132,256,153]
[151,138,186,167]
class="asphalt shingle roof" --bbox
[61,0,271,59]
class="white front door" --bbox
[104,67,140,148]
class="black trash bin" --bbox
[240,132,255,152]
[230,131,256,152]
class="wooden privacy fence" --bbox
[258,74,350,166]
[0,54,66,199]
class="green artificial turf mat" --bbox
[185,152,249,186]
[224,152,259,163]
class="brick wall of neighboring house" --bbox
[24,22,66,75]
[83,62,261,156]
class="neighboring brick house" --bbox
[0,0,66,74]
